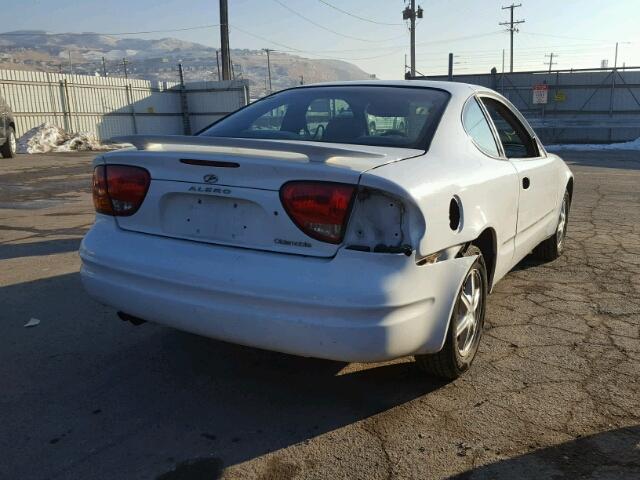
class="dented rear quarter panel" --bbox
[360,87,520,285]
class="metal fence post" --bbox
[62,79,74,133]
[243,82,249,106]
[46,72,59,128]
[125,84,138,134]
[178,63,192,135]
[608,68,617,142]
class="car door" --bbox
[479,95,559,261]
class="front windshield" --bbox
[200,85,450,150]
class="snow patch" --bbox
[17,123,122,154]
[546,137,640,152]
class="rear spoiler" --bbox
[111,135,386,163]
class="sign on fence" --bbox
[554,91,567,102]
[532,84,549,105]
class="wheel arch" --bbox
[472,227,497,291]
[566,176,574,205]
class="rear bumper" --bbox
[80,217,474,362]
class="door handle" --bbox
[522,177,530,189]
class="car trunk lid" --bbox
[102,135,422,257]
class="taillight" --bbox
[280,181,356,244]
[92,165,150,216]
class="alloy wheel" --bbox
[455,268,483,357]
[557,197,567,249]
[9,131,16,155]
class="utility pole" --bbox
[448,53,454,81]
[263,48,273,93]
[122,58,129,79]
[215,50,221,81]
[219,0,232,80]
[499,3,524,73]
[300,75,304,85]
[402,1,423,77]
[102,57,107,77]
[177,63,191,135]
[501,49,505,92]
[545,52,557,72]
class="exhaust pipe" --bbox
[117,311,146,326]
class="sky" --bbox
[3,0,640,79]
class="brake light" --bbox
[280,181,356,244]
[92,165,150,216]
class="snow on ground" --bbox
[17,123,122,154]
[547,137,640,151]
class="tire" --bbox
[415,245,488,380]
[1,127,16,158]
[533,189,570,261]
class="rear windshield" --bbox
[200,86,450,150]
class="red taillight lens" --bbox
[280,181,356,244]
[92,165,150,216]
[92,165,112,215]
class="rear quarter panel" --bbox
[539,150,574,238]
[360,88,521,284]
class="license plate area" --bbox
[160,193,269,246]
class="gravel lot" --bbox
[1,150,639,480]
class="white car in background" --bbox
[80,81,573,379]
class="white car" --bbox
[80,80,573,379]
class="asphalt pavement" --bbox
[0,149,639,479]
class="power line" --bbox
[229,24,306,53]
[316,0,403,26]
[271,0,405,43]
[0,25,220,37]
[230,24,404,61]
[274,31,500,55]
[521,31,630,44]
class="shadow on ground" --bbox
[0,272,444,480]
[0,237,81,260]
[452,426,640,480]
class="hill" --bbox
[0,31,374,97]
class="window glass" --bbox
[480,98,539,158]
[304,98,356,141]
[201,86,450,149]
[462,98,500,157]
[247,105,289,132]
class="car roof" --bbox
[289,79,485,98]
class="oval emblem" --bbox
[203,174,218,184]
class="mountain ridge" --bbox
[0,30,374,96]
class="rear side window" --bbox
[480,97,539,158]
[462,97,500,157]
[201,86,450,150]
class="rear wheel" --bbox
[415,245,487,380]
[533,189,570,261]
[1,127,16,158]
